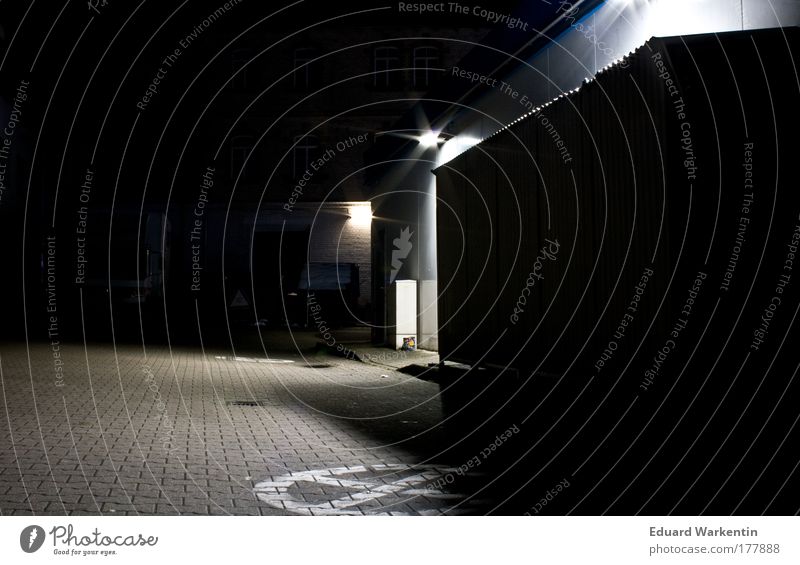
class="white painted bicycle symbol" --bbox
[254,464,463,515]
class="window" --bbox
[230,136,254,181]
[293,135,320,178]
[293,48,317,88]
[373,46,400,88]
[230,49,252,89]
[413,46,440,88]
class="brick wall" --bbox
[307,208,371,303]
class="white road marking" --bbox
[254,464,464,516]
[214,355,294,364]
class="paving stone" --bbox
[0,342,461,515]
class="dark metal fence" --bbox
[435,28,800,379]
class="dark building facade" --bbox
[0,1,491,344]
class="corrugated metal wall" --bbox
[435,28,800,377]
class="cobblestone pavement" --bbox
[0,341,468,516]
